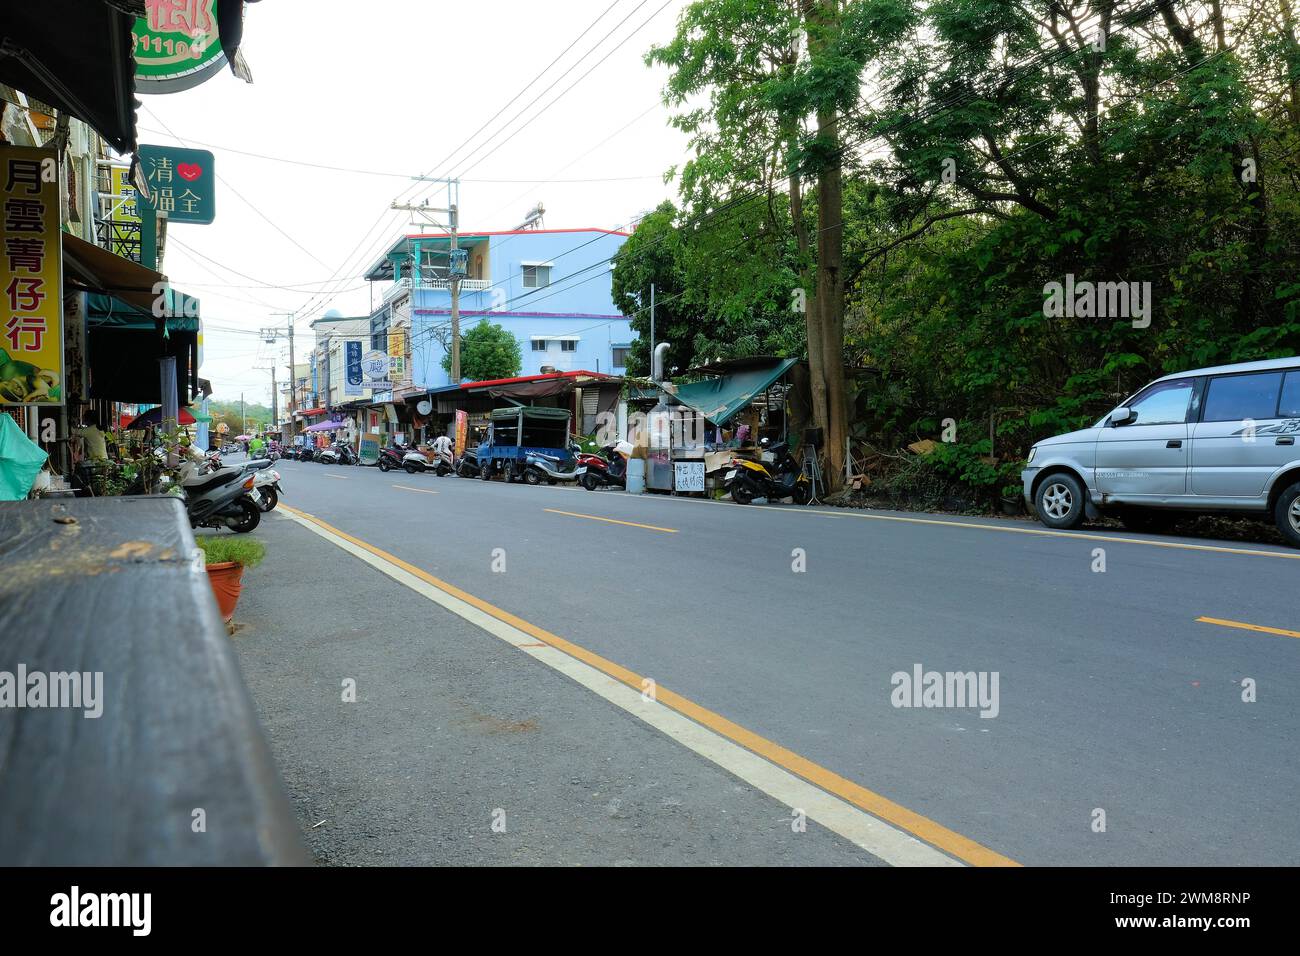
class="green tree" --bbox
[443,319,522,382]
[648,0,906,486]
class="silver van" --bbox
[1022,357,1300,547]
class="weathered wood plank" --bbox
[0,496,307,865]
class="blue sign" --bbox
[345,340,363,396]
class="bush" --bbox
[196,536,266,568]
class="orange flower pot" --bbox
[205,561,246,622]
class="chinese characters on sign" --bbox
[1,146,63,405]
[137,145,215,225]
[345,341,364,397]
[133,0,228,94]
[103,164,141,262]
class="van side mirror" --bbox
[1110,407,1133,426]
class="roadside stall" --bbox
[639,357,803,495]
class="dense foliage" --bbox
[617,0,1300,504]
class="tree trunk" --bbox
[788,151,828,449]
[817,109,847,489]
[802,0,846,489]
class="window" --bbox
[560,339,577,352]
[532,339,548,351]
[1125,379,1194,425]
[522,264,551,288]
[1279,371,1300,418]
[1203,371,1285,423]
[612,347,630,368]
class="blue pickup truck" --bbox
[476,406,579,484]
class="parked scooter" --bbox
[181,467,262,533]
[425,443,454,476]
[376,446,406,472]
[455,449,479,478]
[576,441,629,491]
[524,449,579,485]
[251,466,283,511]
[723,440,811,505]
[316,441,358,465]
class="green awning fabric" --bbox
[670,357,797,425]
[87,292,200,333]
[490,406,571,421]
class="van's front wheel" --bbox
[1035,473,1086,530]
[1275,481,1300,548]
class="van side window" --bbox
[1280,371,1300,418]
[1202,372,1285,423]
[1127,379,1194,425]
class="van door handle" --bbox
[1166,440,1182,448]
[1278,437,1296,446]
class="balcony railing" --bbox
[382,276,492,304]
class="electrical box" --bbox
[449,248,468,277]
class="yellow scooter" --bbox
[723,440,811,505]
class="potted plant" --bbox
[195,536,266,624]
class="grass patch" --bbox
[196,536,266,568]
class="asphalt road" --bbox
[235,453,1300,866]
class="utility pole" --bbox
[393,179,460,382]
[449,201,460,383]
[262,314,296,438]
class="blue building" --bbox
[363,228,633,393]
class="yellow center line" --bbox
[1196,616,1300,640]
[277,502,1015,867]
[392,484,438,495]
[544,508,678,533]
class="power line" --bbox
[289,0,640,326]
[134,126,662,182]
[141,105,334,270]
[453,0,675,180]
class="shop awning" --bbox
[85,293,199,333]
[304,419,347,432]
[83,283,202,406]
[0,1,139,154]
[64,233,166,314]
[670,357,798,425]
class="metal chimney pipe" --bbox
[652,342,670,383]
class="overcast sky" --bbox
[139,0,692,405]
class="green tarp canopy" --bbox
[670,357,797,425]
[86,293,201,333]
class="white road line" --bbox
[274,509,961,867]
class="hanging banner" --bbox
[1,146,63,406]
[455,409,468,457]
[344,340,363,396]
[138,145,216,224]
